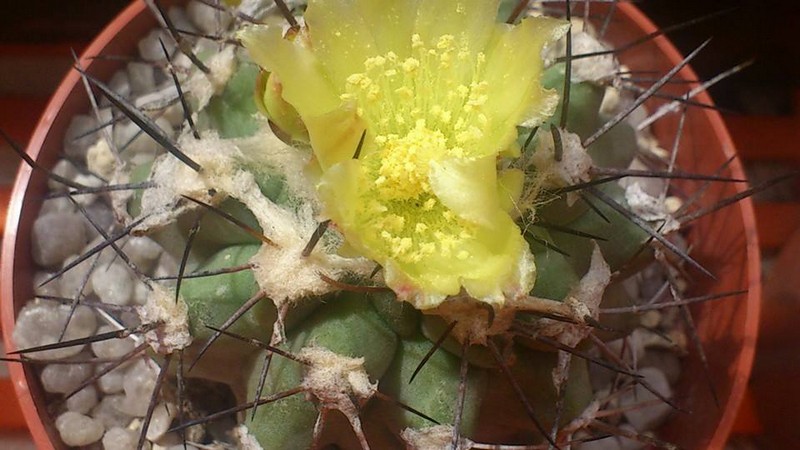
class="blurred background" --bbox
[0,1,798,448]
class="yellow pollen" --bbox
[338,33,505,267]
[402,58,420,73]
[436,35,455,50]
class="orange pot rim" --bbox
[1,2,150,449]
[616,5,760,448]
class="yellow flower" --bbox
[240,0,568,309]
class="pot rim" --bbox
[615,6,760,448]
[1,2,151,449]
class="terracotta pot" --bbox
[596,7,760,450]
[1,2,760,449]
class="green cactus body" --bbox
[246,294,398,449]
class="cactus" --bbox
[8,1,759,449]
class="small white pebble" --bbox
[133,280,152,306]
[58,255,95,299]
[92,394,133,429]
[573,432,620,450]
[119,358,160,416]
[154,252,179,280]
[107,71,132,104]
[87,138,117,180]
[126,236,163,273]
[55,411,104,446]
[187,0,232,33]
[12,301,97,360]
[33,271,61,298]
[66,385,99,414]
[138,29,175,62]
[134,84,179,112]
[618,424,647,450]
[31,212,87,268]
[606,331,647,363]
[91,261,134,306]
[39,196,75,216]
[145,402,175,441]
[64,115,98,159]
[40,363,92,394]
[96,363,127,394]
[73,174,105,207]
[641,349,682,385]
[91,325,137,359]
[128,62,156,95]
[115,116,174,158]
[47,160,80,192]
[102,426,138,450]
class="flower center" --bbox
[342,34,491,155]
[371,120,443,201]
[358,192,475,265]
[336,34,500,267]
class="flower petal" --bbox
[498,168,525,215]
[414,0,499,56]
[304,0,379,89]
[355,0,421,56]
[304,106,366,170]
[428,157,499,228]
[478,17,569,150]
[238,25,340,117]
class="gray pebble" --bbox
[47,160,80,192]
[33,271,61,298]
[55,411,104,446]
[91,394,133,429]
[91,261,134,306]
[126,236,163,273]
[73,174,105,207]
[96,362,127,394]
[127,62,156,95]
[40,362,92,394]
[31,212,87,268]
[145,402,175,441]
[187,0,232,34]
[107,71,132,103]
[39,196,75,216]
[119,358,159,416]
[12,301,97,360]
[101,427,137,450]
[81,200,116,240]
[66,385,99,414]
[91,325,136,359]
[138,29,175,62]
[639,349,682,385]
[64,115,98,160]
